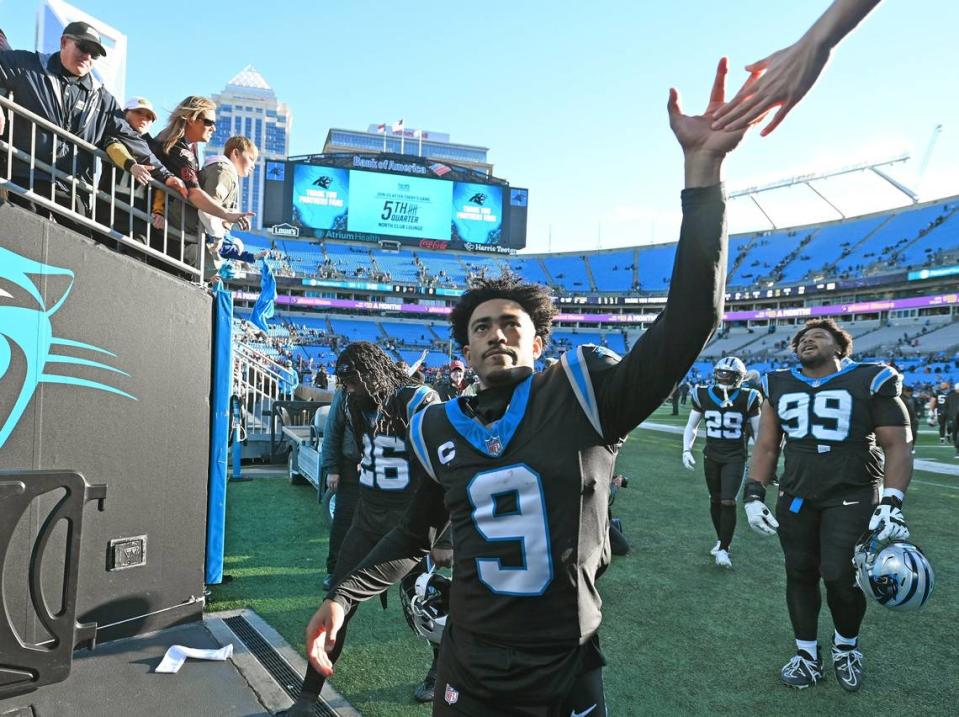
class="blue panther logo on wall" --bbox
[0,246,136,449]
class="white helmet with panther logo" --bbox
[713,356,747,389]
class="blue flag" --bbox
[250,259,276,333]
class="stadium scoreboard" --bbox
[262,154,528,253]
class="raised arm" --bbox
[713,0,882,135]
[591,59,749,440]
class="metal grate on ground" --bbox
[223,614,341,717]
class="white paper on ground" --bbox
[155,643,234,674]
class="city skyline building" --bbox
[321,125,492,176]
[206,65,291,228]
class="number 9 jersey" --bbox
[409,347,626,650]
[762,362,908,500]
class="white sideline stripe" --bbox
[638,422,959,485]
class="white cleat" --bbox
[715,549,732,568]
[710,540,721,556]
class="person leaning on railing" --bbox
[97,96,188,245]
[149,96,254,258]
[0,22,172,232]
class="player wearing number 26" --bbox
[744,318,913,692]
[282,341,440,715]
[303,58,751,715]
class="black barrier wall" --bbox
[0,203,211,644]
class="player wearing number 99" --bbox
[282,341,439,716]
[300,58,750,716]
[745,318,912,692]
[682,356,762,568]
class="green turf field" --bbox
[209,404,958,716]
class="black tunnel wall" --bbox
[0,202,211,644]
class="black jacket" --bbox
[0,50,164,188]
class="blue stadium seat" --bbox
[636,244,677,292]
[541,255,591,292]
[728,229,807,287]
[509,256,552,286]
[831,203,949,275]
[588,249,636,292]
[381,321,435,346]
[328,317,382,342]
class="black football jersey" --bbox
[690,385,762,461]
[763,362,906,500]
[324,185,727,699]
[347,384,438,511]
[409,348,621,647]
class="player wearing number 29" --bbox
[301,58,750,715]
[744,318,912,692]
[682,356,763,568]
[282,341,439,716]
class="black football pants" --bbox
[775,488,876,642]
[432,665,606,717]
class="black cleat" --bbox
[780,650,824,689]
[832,643,864,692]
[413,665,437,703]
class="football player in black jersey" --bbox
[282,342,439,716]
[744,318,913,692]
[300,57,750,716]
[682,355,763,567]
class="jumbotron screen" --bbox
[263,155,527,252]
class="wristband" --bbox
[123,158,135,172]
[881,487,904,503]
[743,480,766,503]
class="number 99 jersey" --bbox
[690,385,762,462]
[762,362,907,500]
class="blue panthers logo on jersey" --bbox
[0,246,136,449]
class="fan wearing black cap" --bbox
[281,341,442,715]
[0,22,178,227]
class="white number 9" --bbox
[467,464,553,596]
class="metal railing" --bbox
[233,341,295,434]
[0,94,204,280]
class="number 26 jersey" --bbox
[762,362,908,500]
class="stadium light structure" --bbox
[730,154,914,229]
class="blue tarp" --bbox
[205,284,233,585]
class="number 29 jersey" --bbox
[690,385,762,462]
[409,348,622,649]
[762,362,907,500]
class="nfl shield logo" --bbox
[485,435,503,456]
[444,683,459,705]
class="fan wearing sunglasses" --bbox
[0,22,173,231]
[150,95,255,247]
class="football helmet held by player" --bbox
[853,530,934,611]
[401,570,450,644]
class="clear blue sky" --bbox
[3,1,957,252]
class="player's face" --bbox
[339,374,369,400]
[795,328,839,368]
[463,299,543,388]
